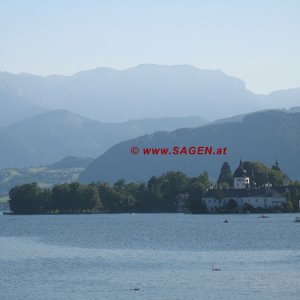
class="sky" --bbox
[0,0,299,94]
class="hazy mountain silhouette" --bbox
[2,64,299,125]
[0,74,45,126]
[0,110,206,168]
[79,110,300,183]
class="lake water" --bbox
[0,213,299,299]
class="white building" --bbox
[203,189,285,212]
[202,160,286,212]
[233,160,250,189]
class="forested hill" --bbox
[79,111,300,183]
[0,110,206,169]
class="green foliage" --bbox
[227,199,238,211]
[189,198,207,213]
[9,182,52,214]
[96,181,136,212]
[242,202,255,213]
[218,182,230,189]
[0,165,85,196]
[9,182,101,214]
[92,171,211,213]
[52,182,101,212]
[286,189,300,211]
[217,162,233,187]
[283,200,294,212]
[184,171,210,213]
[8,164,298,214]
[242,161,287,187]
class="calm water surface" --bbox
[0,213,299,299]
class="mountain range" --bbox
[0,110,206,169]
[1,64,300,178]
[0,85,44,127]
[79,110,300,183]
[1,64,300,126]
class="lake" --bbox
[0,213,299,299]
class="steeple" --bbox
[233,160,247,177]
[272,160,281,172]
[233,160,250,189]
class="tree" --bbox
[134,183,154,211]
[52,183,70,212]
[217,162,233,187]
[286,189,300,211]
[242,202,255,213]
[9,182,52,214]
[227,199,238,211]
[283,200,294,212]
[82,185,101,211]
[52,182,101,213]
[242,161,287,187]
[159,172,189,211]
[189,198,207,213]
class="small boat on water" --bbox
[3,212,13,215]
[295,217,300,223]
[212,264,221,271]
[258,215,269,218]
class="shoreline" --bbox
[3,211,299,216]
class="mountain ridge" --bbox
[2,64,299,125]
[0,110,207,169]
[79,110,300,183]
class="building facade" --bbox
[202,160,287,212]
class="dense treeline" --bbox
[8,161,300,214]
[216,161,289,188]
[96,171,210,213]
[8,171,210,214]
[9,182,101,214]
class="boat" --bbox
[212,264,221,271]
[224,219,229,223]
[258,215,269,218]
[295,217,300,223]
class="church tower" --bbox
[233,160,250,189]
[272,160,281,172]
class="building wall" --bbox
[234,177,250,189]
[176,194,189,212]
[203,196,286,212]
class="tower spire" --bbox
[272,160,281,172]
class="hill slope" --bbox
[0,86,44,127]
[79,111,300,183]
[0,110,206,168]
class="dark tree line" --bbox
[8,171,211,214]
[94,171,210,213]
[9,182,101,214]
[9,183,52,214]
[8,161,299,214]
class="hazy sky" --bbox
[1,0,299,94]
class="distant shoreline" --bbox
[3,211,299,216]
